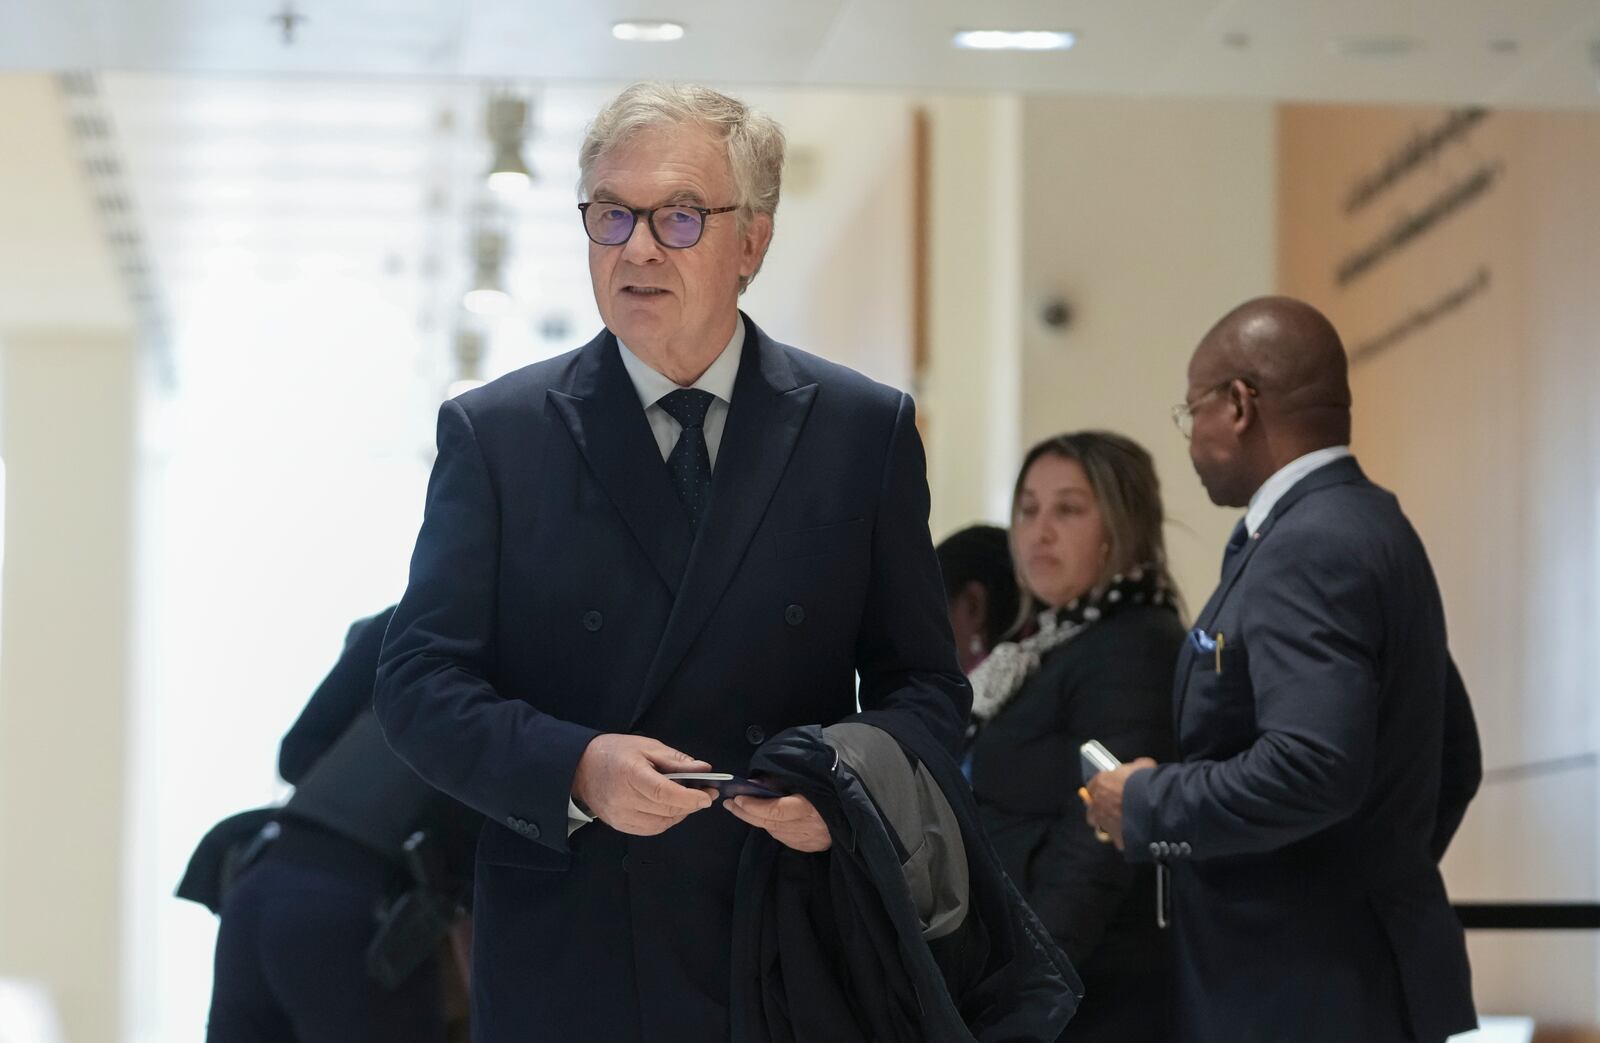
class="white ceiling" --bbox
[5,0,1600,108]
[14,0,1600,402]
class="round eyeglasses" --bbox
[579,201,738,250]
[1171,379,1258,439]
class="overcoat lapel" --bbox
[628,319,817,726]
[548,332,694,596]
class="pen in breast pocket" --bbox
[1214,632,1225,674]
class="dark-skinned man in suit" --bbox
[1084,296,1480,1043]
[374,83,970,1042]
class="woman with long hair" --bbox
[969,431,1184,1041]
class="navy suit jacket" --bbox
[374,315,970,1042]
[1122,457,1480,1043]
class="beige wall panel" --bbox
[1,330,136,1043]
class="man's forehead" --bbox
[590,125,727,176]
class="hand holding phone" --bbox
[665,772,784,800]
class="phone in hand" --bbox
[1079,740,1122,783]
[665,772,784,800]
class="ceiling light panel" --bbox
[611,20,685,42]
[953,30,1076,51]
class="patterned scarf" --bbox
[968,566,1175,722]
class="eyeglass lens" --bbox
[584,204,705,249]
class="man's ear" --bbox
[740,212,774,278]
[1229,379,1259,435]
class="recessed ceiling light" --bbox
[953,30,1076,52]
[463,288,512,316]
[612,20,685,43]
[1331,36,1423,58]
[487,169,531,194]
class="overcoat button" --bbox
[784,604,805,626]
[582,610,603,632]
[745,725,766,746]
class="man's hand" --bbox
[571,734,715,836]
[1083,757,1157,851]
[724,793,832,853]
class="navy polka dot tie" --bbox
[658,388,715,528]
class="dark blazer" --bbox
[1123,457,1481,1043]
[972,605,1182,1042]
[374,316,971,1043]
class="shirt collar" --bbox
[616,314,745,410]
[1245,445,1353,536]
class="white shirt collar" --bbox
[1245,445,1353,536]
[616,315,745,410]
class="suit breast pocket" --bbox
[773,517,868,561]
[1179,643,1256,758]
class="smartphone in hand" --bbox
[665,772,784,800]
[1079,740,1122,783]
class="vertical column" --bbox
[0,328,136,1043]
[922,94,1025,539]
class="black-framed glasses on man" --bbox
[1171,380,1258,440]
[578,201,739,249]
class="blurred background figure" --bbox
[178,607,482,1043]
[968,431,1184,1042]
[936,523,1021,674]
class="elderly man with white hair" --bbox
[375,83,971,1041]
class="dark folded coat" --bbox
[732,711,1082,1043]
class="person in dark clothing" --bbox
[1085,297,1479,1043]
[969,432,1184,1042]
[191,607,482,1043]
[936,524,1021,674]
[373,83,969,1043]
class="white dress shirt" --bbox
[1244,445,1353,537]
[566,316,746,833]
[616,315,744,467]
